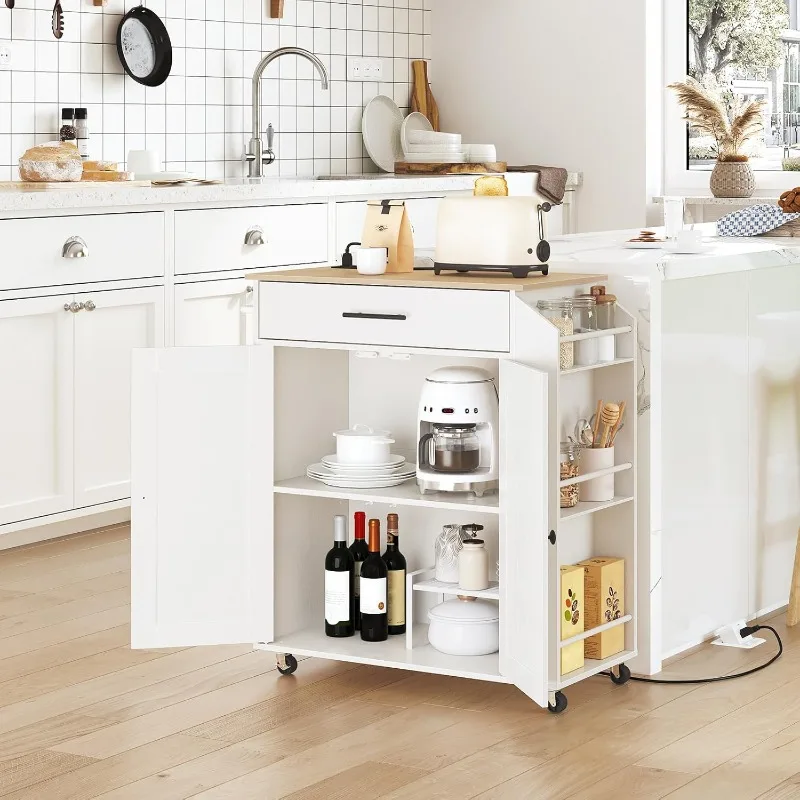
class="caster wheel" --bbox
[548,691,568,714]
[277,654,298,675]
[541,265,550,276]
[610,663,631,685]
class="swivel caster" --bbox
[609,663,631,685]
[547,691,568,714]
[276,653,298,675]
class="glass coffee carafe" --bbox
[419,424,481,474]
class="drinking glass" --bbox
[663,196,685,240]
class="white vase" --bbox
[434,524,464,583]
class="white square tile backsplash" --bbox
[0,0,432,181]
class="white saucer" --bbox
[133,171,196,182]
[622,240,666,250]
[321,454,406,470]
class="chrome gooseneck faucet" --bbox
[246,47,329,178]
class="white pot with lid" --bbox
[333,424,395,465]
[427,597,499,656]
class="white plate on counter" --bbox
[362,95,404,172]
[622,240,667,250]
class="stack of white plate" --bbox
[307,454,416,489]
[401,113,465,164]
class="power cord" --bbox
[605,624,783,685]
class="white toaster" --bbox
[434,196,552,278]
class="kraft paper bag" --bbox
[361,199,414,273]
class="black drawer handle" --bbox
[342,312,407,321]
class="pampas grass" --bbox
[668,77,766,161]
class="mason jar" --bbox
[560,442,582,508]
[537,299,574,369]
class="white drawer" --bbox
[174,204,328,275]
[0,212,165,291]
[259,282,510,352]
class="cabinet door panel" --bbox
[74,287,165,508]
[0,296,74,525]
[499,360,549,706]
[174,279,253,346]
[131,346,273,648]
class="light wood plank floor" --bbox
[1,525,799,799]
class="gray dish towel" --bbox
[507,165,569,204]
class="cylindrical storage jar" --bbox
[597,334,616,362]
[434,524,464,583]
[537,299,574,369]
[596,294,617,329]
[560,442,582,508]
[572,297,598,366]
[427,598,499,656]
[579,446,615,502]
[458,538,490,590]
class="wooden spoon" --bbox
[594,403,620,449]
[607,401,626,447]
[590,399,603,447]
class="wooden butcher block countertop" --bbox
[251,267,607,292]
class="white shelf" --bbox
[560,358,634,375]
[560,325,632,343]
[274,475,500,514]
[560,495,634,520]
[559,614,632,648]
[559,462,632,488]
[256,624,509,683]
[413,578,500,600]
[555,649,637,690]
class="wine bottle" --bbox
[383,513,407,635]
[325,515,355,638]
[360,518,388,642]
[349,511,369,631]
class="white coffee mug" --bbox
[355,247,389,275]
[675,228,703,253]
[126,149,161,177]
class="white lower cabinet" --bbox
[174,279,254,346]
[0,296,74,525]
[131,280,639,711]
[74,287,164,507]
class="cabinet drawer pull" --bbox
[84,300,96,311]
[244,226,266,246]
[62,236,89,259]
[342,312,407,321]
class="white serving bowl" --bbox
[463,144,497,161]
[408,130,462,146]
[333,424,395,465]
[427,598,499,656]
[403,153,466,163]
[405,143,463,153]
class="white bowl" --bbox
[403,153,466,163]
[408,130,462,146]
[333,424,395,464]
[463,144,497,161]
[405,143,463,153]
[427,598,499,656]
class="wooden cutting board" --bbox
[394,161,507,175]
[411,60,439,131]
[0,180,151,190]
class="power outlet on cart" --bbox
[0,41,12,70]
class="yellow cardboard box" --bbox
[579,557,625,660]
[560,564,584,674]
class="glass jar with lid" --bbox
[596,294,617,329]
[537,299,574,369]
[560,442,582,508]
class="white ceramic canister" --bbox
[434,524,464,583]
[458,539,489,590]
[579,446,615,501]
[597,334,616,362]
[427,597,499,656]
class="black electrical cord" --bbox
[605,624,783,685]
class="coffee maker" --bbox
[416,367,499,496]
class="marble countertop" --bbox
[0,172,577,213]
[548,224,800,279]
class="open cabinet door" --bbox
[499,360,550,707]
[131,346,273,649]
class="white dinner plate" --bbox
[321,454,406,470]
[622,240,667,250]
[401,111,433,155]
[403,153,466,163]
[362,95,404,172]
[133,171,195,182]
[309,473,416,489]
[308,463,416,480]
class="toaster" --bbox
[434,196,552,278]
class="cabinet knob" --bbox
[62,236,89,259]
[84,300,96,311]
[244,226,265,246]
[245,285,254,294]
[64,301,84,313]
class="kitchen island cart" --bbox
[131,269,638,712]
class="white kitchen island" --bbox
[547,229,800,667]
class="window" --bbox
[687,0,793,171]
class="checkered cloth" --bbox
[717,204,800,236]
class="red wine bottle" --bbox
[383,513,407,635]
[324,515,354,637]
[349,511,369,631]
[360,519,388,642]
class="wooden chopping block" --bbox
[789,527,800,627]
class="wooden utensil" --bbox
[607,401,626,447]
[411,60,440,131]
[590,399,603,447]
[789,527,800,627]
[270,0,284,17]
[594,403,620,449]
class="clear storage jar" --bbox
[560,442,582,508]
[537,299,574,369]
[596,294,617,329]
[571,297,598,366]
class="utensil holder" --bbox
[579,447,615,502]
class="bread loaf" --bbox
[473,176,508,197]
[83,160,119,172]
[19,141,82,182]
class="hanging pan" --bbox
[116,5,172,87]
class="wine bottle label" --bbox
[353,561,363,597]
[324,570,350,625]
[359,576,386,615]
[387,570,405,626]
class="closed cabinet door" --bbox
[174,279,255,346]
[73,287,165,507]
[0,296,75,525]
